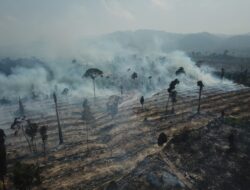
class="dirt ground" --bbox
[2,83,250,189]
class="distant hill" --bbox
[1,30,249,59]
[91,30,250,56]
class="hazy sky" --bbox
[0,0,249,57]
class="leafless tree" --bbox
[140,96,144,109]
[170,90,177,113]
[106,96,120,119]
[39,126,48,156]
[197,80,204,114]
[120,85,123,95]
[221,68,225,80]
[18,97,25,117]
[25,120,38,152]
[0,129,6,190]
[82,99,95,152]
[166,79,179,112]
[11,117,33,152]
[53,93,63,144]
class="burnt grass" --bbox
[4,87,250,189]
[165,116,250,190]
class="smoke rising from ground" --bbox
[0,35,232,102]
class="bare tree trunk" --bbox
[171,101,175,113]
[120,86,123,95]
[166,94,170,112]
[197,89,202,114]
[53,93,63,144]
[93,79,96,98]
[21,126,32,152]
[42,140,46,157]
[34,137,37,153]
[30,137,37,153]
[86,121,89,152]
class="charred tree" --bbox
[18,97,25,117]
[106,96,120,119]
[83,68,103,97]
[166,79,179,112]
[0,129,6,190]
[158,132,167,146]
[170,90,177,113]
[39,126,48,156]
[53,93,63,144]
[82,99,95,152]
[25,120,38,153]
[120,85,123,95]
[197,81,204,114]
[221,68,225,80]
[11,117,33,152]
[140,96,144,109]
[148,76,152,85]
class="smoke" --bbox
[0,34,234,102]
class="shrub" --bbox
[12,162,41,190]
[158,133,167,146]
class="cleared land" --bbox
[1,83,250,189]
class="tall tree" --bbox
[53,93,63,144]
[39,126,48,156]
[106,96,120,119]
[131,72,138,88]
[166,79,179,112]
[84,68,103,97]
[120,85,123,95]
[11,117,33,152]
[25,120,38,152]
[170,90,177,113]
[197,81,204,114]
[82,99,94,152]
[0,129,6,190]
[140,96,144,109]
[148,76,152,85]
[221,68,225,80]
[18,97,25,117]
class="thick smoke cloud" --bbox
[0,34,233,102]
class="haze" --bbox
[0,0,249,57]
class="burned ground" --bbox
[1,84,250,189]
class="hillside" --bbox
[115,115,250,190]
[93,30,250,56]
[2,83,250,189]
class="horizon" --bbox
[0,29,250,59]
[1,0,250,59]
[1,1,250,47]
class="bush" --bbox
[12,162,41,190]
[158,133,167,146]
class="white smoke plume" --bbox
[0,34,234,102]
